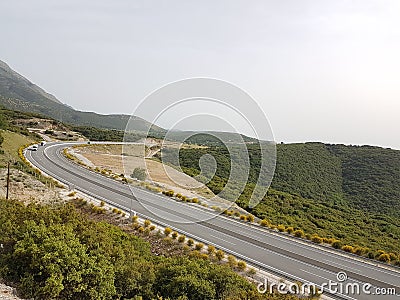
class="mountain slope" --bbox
[166,142,400,217]
[0,60,157,131]
[0,60,61,105]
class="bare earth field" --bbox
[72,143,249,213]
[75,144,215,199]
[0,168,63,205]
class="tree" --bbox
[130,167,147,181]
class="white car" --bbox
[29,145,38,151]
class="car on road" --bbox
[29,145,38,151]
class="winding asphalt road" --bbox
[26,142,400,300]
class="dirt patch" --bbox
[0,168,63,205]
[74,144,215,199]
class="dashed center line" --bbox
[210,234,236,245]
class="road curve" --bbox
[26,142,400,300]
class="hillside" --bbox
[0,60,61,105]
[272,143,400,217]
[0,60,156,131]
[171,142,400,217]
[161,141,400,259]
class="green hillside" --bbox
[271,143,400,217]
[327,144,400,216]
[162,141,400,258]
[0,106,42,166]
[173,142,400,217]
[272,143,344,205]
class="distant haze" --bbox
[1,0,399,149]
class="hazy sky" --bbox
[1,0,399,149]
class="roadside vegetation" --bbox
[0,106,40,166]
[72,125,142,142]
[0,198,300,300]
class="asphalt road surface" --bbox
[26,142,400,300]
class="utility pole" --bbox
[6,161,10,200]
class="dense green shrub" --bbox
[130,167,147,180]
[0,199,297,300]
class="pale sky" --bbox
[1,0,399,149]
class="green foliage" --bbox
[327,144,400,216]
[71,126,141,142]
[169,142,400,258]
[0,199,294,300]
[0,107,41,138]
[153,257,274,300]
[251,189,400,258]
[130,167,147,180]
[272,143,344,204]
